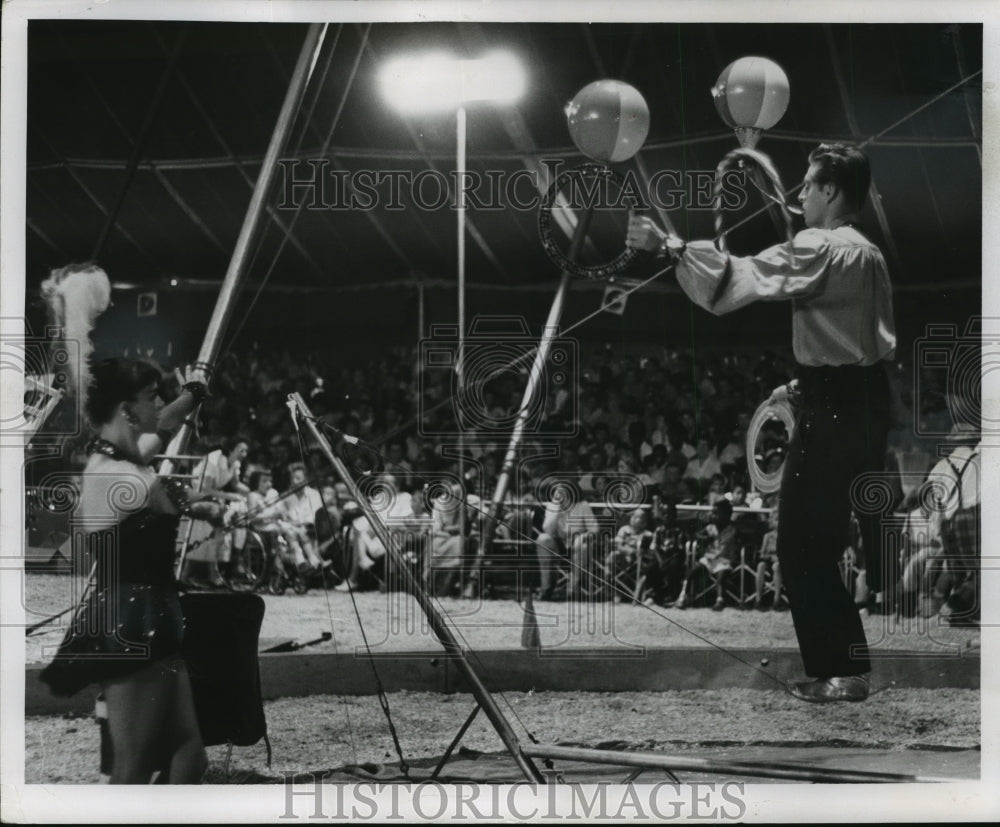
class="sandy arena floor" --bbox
[22,574,981,659]
[20,574,982,785]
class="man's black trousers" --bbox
[776,363,891,679]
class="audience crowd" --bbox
[33,341,981,624]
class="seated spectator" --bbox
[314,481,344,581]
[246,469,315,572]
[383,441,413,490]
[912,425,981,625]
[704,473,727,506]
[643,444,669,487]
[753,506,786,610]
[579,450,608,498]
[717,419,747,479]
[492,493,542,596]
[683,436,722,492]
[896,504,934,612]
[338,473,414,591]
[606,507,655,603]
[281,462,325,574]
[535,480,599,601]
[427,483,465,597]
[664,427,691,475]
[671,499,738,611]
[648,499,688,606]
[181,435,251,588]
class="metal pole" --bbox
[456,105,467,541]
[823,25,903,275]
[289,393,545,784]
[91,26,189,261]
[159,22,327,476]
[482,206,595,558]
[522,743,962,784]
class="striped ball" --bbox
[712,57,790,131]
[565,80,650,163]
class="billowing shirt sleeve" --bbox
[676,230,832,315]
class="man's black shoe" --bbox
[787,675,870,703]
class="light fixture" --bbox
[379,51,525,113]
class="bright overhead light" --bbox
[380,51,525,113]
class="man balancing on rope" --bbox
[626,143,896,703]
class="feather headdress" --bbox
[40,263,112,410]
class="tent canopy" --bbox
[24,20,982,349]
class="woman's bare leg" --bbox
[162,660,207,783]
[102,662,174,784]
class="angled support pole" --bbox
[289,392,545,784]
[430,704,481,779]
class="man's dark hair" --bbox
[808,143,871,212]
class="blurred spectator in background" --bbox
[754,505,785,610]
[672,499,738,611]
[649,499,687,606]
[246,469,312,572]
[181,435,250,588]
[915,423,981,626]
[607,506,655,603]
[684,437,722,493]
[704,473,728,506]
[314,481,344,583]
[427,483,466,597]
[536,480,599,601]
[383,440,413,490]
[281,462,324,575]
[717,418,748,482]
[338,473,412,591]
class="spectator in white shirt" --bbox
[683,437,722,488]
[281,462,323,572]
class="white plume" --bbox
[40,264,112,410]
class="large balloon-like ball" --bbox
[712,56,790,132]
[565,80,650,163]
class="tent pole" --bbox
[480,206,594,563]
[91,27,189,261]
[160,22,327,480]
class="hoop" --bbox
[713,146,796,255]
[710,147,797,308]
[746,396,795,495]
[537,163,641,280]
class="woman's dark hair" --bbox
[221,433,251,455]
[807,143,871,212]
[86,358,162,427]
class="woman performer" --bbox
[39,264,219,782]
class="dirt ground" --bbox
[22,574,981,660]
[25,687,979,784]
[20,574,981,785]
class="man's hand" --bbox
[767,379,800,407]
[768,384,790,405]
[626,214,668,253]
